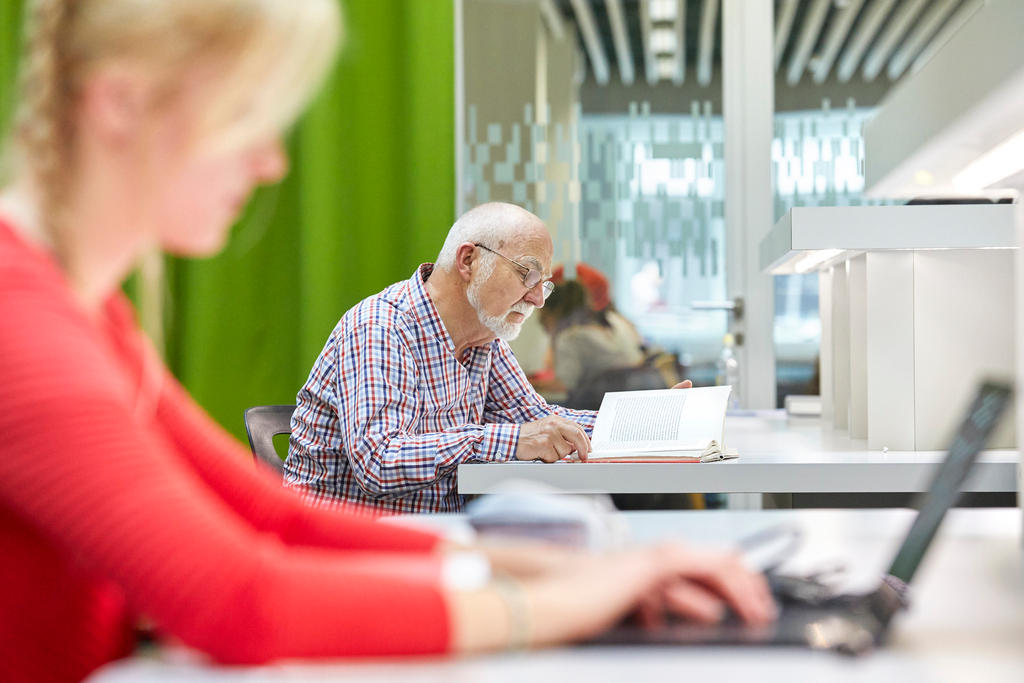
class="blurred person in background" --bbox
[539,279,646,395]
[540,265,682,409]
[0,1,773,681]
[551,262,645,344]
[552,262,613,313]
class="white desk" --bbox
[87,509,1024,683]
[457,412,1018,494]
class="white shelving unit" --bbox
[761,204,1016,273]
[763,204,1017,451]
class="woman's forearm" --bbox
[446,551,656,653]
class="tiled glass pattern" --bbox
[577,102,728,371]
[463,104,579,254]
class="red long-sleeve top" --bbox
[0,220,451,683]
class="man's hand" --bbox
[672,379,693,389]
[515,415,591,462]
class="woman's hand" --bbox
[636,543,776,627]
[446,541,775,653]
[672,379,693,389]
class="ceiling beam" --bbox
[538,0,566,42]
[569,0,610,85]
[773,0,799,72]
[696,0,720,86]
[605,0,635,85]
[811,0,864,84]
[836,0,896,83]
[888,0,960,80]
[861,0,929,81]
[639,0,658,84]
[674,0,687,85]
[785,0,830,85]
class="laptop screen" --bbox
[886,381,1013,584]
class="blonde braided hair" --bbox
[11,0,73,261]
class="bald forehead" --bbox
[500,232,553,276]
[461,202,546,237]
[475,207,550,264]
[491,219,549,246]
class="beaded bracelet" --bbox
[492,574,530,651]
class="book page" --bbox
[590,386,732,455]
[606,392,687,443]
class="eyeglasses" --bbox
[474,243,555,300]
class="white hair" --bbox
[435,202,541,271]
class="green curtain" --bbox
[0,2,24,147]
[1,0,456,441]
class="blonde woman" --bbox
[0,1,773,681]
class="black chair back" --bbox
[243,405,296,474]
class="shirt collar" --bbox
[408,263,456,353]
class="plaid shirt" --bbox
[284,264,596,514]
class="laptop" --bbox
[591,380,1013,655]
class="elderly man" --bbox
[284,203,600,513]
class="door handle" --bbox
[690,296,744,321]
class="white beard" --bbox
[467,269,535,341]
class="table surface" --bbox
[87,508,1024,683]
[457,411,1019,494]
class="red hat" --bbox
[551,262,611,311]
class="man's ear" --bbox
[454,242,477,283]
[77,65,151,145]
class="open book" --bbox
[585,386,737,463]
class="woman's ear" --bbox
[77,65,150,145]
